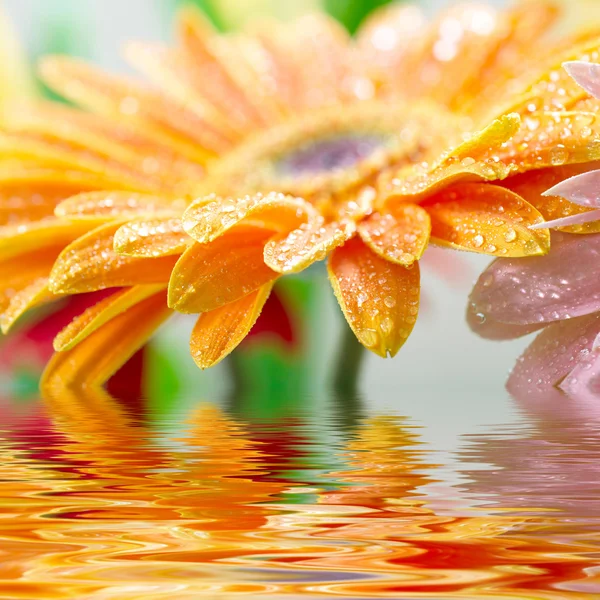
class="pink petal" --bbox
[560,347,600,400]
[507,312,600,397]
[564,60,600,100]
[529,208,600,229]
[542,169,600,208]
[469,231,600,325]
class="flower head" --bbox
[3,1,600,387]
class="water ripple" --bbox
[0,385,598,598]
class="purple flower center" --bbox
[276,134,385,177]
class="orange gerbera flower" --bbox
[3,1,600,388]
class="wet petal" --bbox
[49,221,180,294]
[492,111,600,172]
[383,114,520,202]
[449,113,521,161]
[190,283,273,369]
[327,237,420,358]
[507,312,600,395]
[41,290,171,390]
[182,192,316,243]
[0,278,57,334]
[469,231,600,325]
[54,284,166,351]
[264,218,356,274]
[385,111,600,202]
[56,191,184,221]
[168,225,277,313]
[114,216,191,257]
[423,183,549,257]
[564,60,600,100]
[358,203,430,266]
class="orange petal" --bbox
[423,183,550,257]
[54,284,167,351]
[501,162,600,234]
[8,101,206,183]
[114,216,190,258]
[40,56,228,161]
[0,245,64,313]
[383,114,520,203]
[0,131,161,193]
[0,218,93,260]
[448,113,521,162]
[358,203,430,266]
[176,7,273,128]
[327,237,420,358]
[41,290,171,390]
[264,218,356,274]
[489,111,600,172]
[182,192,316,243]
[168,225,277,313]
[55,191,185,222]
[452,0,560,116]
[190,283,272,369]
[0,171,109,227]
[412,5,508,105]
[0,278,57,334]
[49,221,179,294]
[496,37,600,118]
[385,112,600,203]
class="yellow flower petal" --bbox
[448,114,521,161]
[328,237,420,358]
[358,203,431,266]
[168,225,277,313]
[39,56,228,161]
[0,248,60,313]
[190,283,273,369]
[49,221,179,294]
[54,284,167,351]
[41,290,171,390]
[0,218,93,260]
[182,192,316,243]
[0,278,57,334]
[423,183,550,257]
[55,191,184,222]
[382,115,520,204]
[491,111,600,172]
[384,112,600,203]
[264,218,356,274]
[114,216,191,258]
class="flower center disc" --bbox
[198,102,461,206]
[276,134,387,178]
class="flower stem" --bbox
[332,326,365,394]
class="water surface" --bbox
[1,385,599,599]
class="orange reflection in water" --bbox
[0,387,599,599]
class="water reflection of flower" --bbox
[1,387,600,595]
[460,380,600,521]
